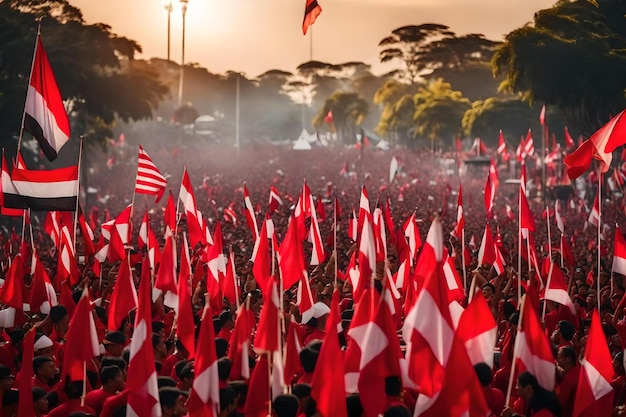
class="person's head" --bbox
[346,393,363,417]
[219,386,237,417]
[0,364,15,391]
[101,356,128,379]
[152,334,168,360]
[33,334,55,358]
[552,320,575,344]
[159,387,187,417]
[32,386,49,415]
[299,344,320,374]
[64,380,85,400]
[516,371,539,402]
[178,364,194,390]
[215,338,228,358]
[292,383,311,412]
[384,376,402,397]
[481,283,496,299]
[473,362,493,387]
[2,389,18,413]
[272,394,300,417]
[49,305,69,334]
[220,310,235,330]
[103,331,127,357]
[33,356,56,382]
[217,357,232,382]
[100,365,125,393]
[383,405,411,417]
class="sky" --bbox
[71,0,555,77]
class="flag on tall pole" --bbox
[302,0,322,35]
[22,34,71,161]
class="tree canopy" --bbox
[492,0,626,135]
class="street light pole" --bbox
[164,0,172,61]
[178,0,188,107]
[235,73,240,154]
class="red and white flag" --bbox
[134,145,167,202]
[587,194,600,227]
[543,262,576,315]
[402,217,455,396]
[29,250,57,314]
[268,185,283,214]
[612,226,626,276]
[311,290,347,417]
[513,291,556,390]
[477,222,496,267]
[539,104,546,126]
[564,126,575,148]
[403,212,422,266]
[23,35,70,161]
[243,183,259,241]
[179,168,205,248]
[308,202,326,266]
[188,305,220,417]
[573,310,615,416]
[357,185,370,238]
[177,234,195,359]
[107,256,137,331]
[348,209,357,241]
[523,129,535,157]
[564,110,626,179]
[497,130,507,156]
[228,300,253,380]
[483,174,495,216]
[450,184,464,239]
[555,200,565,234]
[60,287,99,383]
[456,292,497,368]
[126,257,161,417]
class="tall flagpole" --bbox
[542,105,547,204]
[517,166,523,301]
[334,195,338,285]
[17,27,41,156]
[73,136,84,254]
[597,170,602,311]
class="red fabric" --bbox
[46,399,95,417]
[481,386,505,416]
[84,389,115,416]
[556,364,580,417]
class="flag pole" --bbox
[73,136,84,254]
[505,294,526,407]
[461,227,467,295]
[542,106,547,205]
[546,205,552,260]
[542,262,554,321]
[334,195,338,285]
[517,166,523,301]
[17,26,41,157]
[597,170,602,311]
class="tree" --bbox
[378,24,454,84]
[0,0,167,155]
[412,79,471,148]
[313,92,369,144]
[462,97,540,147]
[492,0,626,136]
[373,80,415,143]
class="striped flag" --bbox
[5,164,77,211]
[134,145,167,202]
[23,35,71,162]
[302,0,322,35]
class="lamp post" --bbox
[164,0,173,61]
[178,0,189,107]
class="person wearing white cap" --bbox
[302,302,330,346]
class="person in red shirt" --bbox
[296,342,321,385]
[32,386,49,416]
[84,365,125,416]
[217,310,235,344]
[611,351,626,408]
[555,345,580,417]
[46,380,96,417]
[160,340,190,378]
[474,362,505,416]
[502,372,561,417]
[300,302,330,346]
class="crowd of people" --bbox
[0,138,625,417]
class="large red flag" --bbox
[188,305,220,417]
[177,234,195,359]
[17,328,35,417]
[107,256,138,331]
[126,257,161,417]
[573,310,614,416]
[23,35,71,161]
[311,290,347,417]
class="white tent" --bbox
[298,129,318,143]
[292,138,312,150]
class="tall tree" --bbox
[0,0,167,155]
[313,92,369,144]
[373,80,415,143]
[492,0,626,135]
[412,79,471,148]
[378,24,454,84]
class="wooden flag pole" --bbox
[17,26,41,156]
[73,136,84,254]
[597,171,602,311]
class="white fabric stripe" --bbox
[612,256,626,276]
[581,358,613,400]
[12,178,77,198]
[25,86,69,150]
